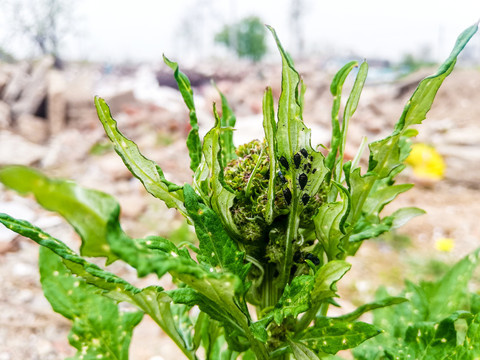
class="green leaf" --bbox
[335,61,368,183]
[335,297,408,322]
[267,25,329,290]
[39,248,143,360]
[183,184,249,279]
[94,97,187,216]
[195,106,243,241]
[262,87,277,225]
[390,207,425,229]
[288,339,321,360]
[0,165,119,263]
[215,84,237,166]
[326,60,358,175]
[299,318,381,354]
[345,22,478,240]
[311,260,351,303]
[273,275,315,324]
[0,213,199,360]
[163,55,202,172]
[313,184,351,260]
[395,23,478,132]
[424,248,480,321]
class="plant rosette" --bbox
[0,24,478,360]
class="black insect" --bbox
[283,188,292,205]
[301,193,310,205]
[310,155,314,162]
[298,173,308,190]
[312,168,317,174]
[279,156,289,170]
[277,171,287,184]
[293,153,302,169]
[293,250,302,263]
[300,148,308,158]
[305,253,320,266]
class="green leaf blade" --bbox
[163,55,202,172]
[94,97,187,216]
[40,247,143,360]
[0,165,119,262]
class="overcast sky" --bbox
[2,0,480,63]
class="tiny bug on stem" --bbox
[300,148,308,158]
[298,173,308,190]
[301,193,310,205]
[293,153,301,169]
[283,188,292,205]
[279,156,289,170]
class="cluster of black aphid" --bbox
[293,250,320,266]
[278,148,316,207]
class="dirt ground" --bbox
[0,61,480,359]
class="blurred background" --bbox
[1,0,480,359]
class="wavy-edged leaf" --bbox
[346,23,478,234]
[102,217,269,359]
[298,317,381,354]
[335,61,369,184]
[163,55,202,171]
[198,106,243,241]
[94,97,187,217]
[0,165,119,263]
[335,297,407,322]
[0,213,199,359]
[288,339,321,360]
[311,260,351,304]
[394,23,478,133]
[262,86,277,224]
[216,84,237,166]
[39,247,143,360]
[267,26,329,289]
[326,60,358,175]
[313,183,351,260]
[273,275,315,324]
[183,184,250,280]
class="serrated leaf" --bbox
[39,247,143,360]
[262,87,277,225]
[163,55,202,172]
[390,207,425,229]
[195,106,243,241]
[183,184,249,280]
[215,84,237,166]
[312,260,351,303]
[326,60,358,175]
[267,25,329,290]
[94,97,187,217]
[335,297,408,322]
[273,275,315,324]
[299,318,381,354]
[313,184,351,260]
[288,339,321,360]
[345,23,478,244]
[0,165,119,263]
[0,213,199,359]
[425,248,480,321]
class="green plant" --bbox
[353,249,480,360]
[0,24,478,359]
[215,16,267,62]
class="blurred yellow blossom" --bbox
[406,143,446,181]
[435,237,455,252]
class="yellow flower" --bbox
[406,143,446,181]
[435,237,455,252]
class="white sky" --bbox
[2,0,480,63]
